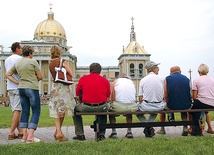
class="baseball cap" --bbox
[145,61,160,69]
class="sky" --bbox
[1,0,214,80]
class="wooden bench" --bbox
[75,108,214,141]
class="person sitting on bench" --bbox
[108,73,138,139]
[137,61,165,138]
[190,64,214,136]
[72,63,111,141]
[156,66,192,136]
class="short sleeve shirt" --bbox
[192,75,214,106]
[138,72,164,102]
[5,54,22,90]
[10,58,41,90]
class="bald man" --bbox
[157,66,192,136]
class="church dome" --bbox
[34,10,66,40]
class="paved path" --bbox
[1,123,214,145]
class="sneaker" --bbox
[73,135,86,141]
[182,128,188,136]
[156,130,166,135]
[108,133,118,139]
[99,135,106,141]
[144,127,155,138]
[168,113,175,122]
[125,132,133,139]
[149,128,155,137]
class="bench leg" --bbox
[191,120,203,136]
[94,115,100,142]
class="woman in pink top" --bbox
[191,64,214,136]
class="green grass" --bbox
[0,136,214,155]
[1,105,214,154]
[1,105,214,128]
[0,105,141,128]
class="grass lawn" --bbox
[0,136,214,155]
[1,105,214,128]
[1,105,214,154]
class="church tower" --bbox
[118,17,151,93]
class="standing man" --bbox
[73,63,111,141]
[137,61,165,138]
[157,66,192,136]
[5,42,23,140]
[108,73,138,139]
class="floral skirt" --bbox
[49,83,76,118]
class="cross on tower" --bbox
[131,17,134,25]
[49,3,53,11]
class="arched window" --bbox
[130,63,135,77]
[139,63,143,77]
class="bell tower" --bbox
[118,17,151,94]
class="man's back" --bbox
[114,78,136,104]
[76,73,110,103]
[166,72,192,110]
[5,54,22,90]
[139,72,164,102]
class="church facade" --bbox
[0,8,151,98]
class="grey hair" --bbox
[198,63,209,75]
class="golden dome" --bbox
[124,41,149,54]
[34,11,66,39]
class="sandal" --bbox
[26,137,41,143]
[206,130,214,134]
[8,134,18,140]
[55,136,68,142]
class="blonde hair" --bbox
[50,45,61,59]
[198,63,209,75]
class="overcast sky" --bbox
[1,0,214,80]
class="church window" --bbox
[139,63,143,77]
[130,63,135,77]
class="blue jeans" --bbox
[19,88,41,130]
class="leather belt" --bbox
[83,102,106,106]
[144,100,162,103]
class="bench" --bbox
[75,108,214,141]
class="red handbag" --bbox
[54,58,73,84]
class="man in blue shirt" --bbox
[157,66,192,136]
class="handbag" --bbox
[54,58,73,84]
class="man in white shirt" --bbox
[137,61,165,137]
[108,73,138,139]
[5,42,23,140]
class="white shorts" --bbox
[108,101,138,112]
[138,101,166,111]
[8,89,22,112]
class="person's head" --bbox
[89,63,101,74]
[50,45,61,59]
[198,63,209,75]
[22,46,34,57]
[11,42,22,55]
[145,61,160,74]
[118,73,131,79]
[170,66,181,74]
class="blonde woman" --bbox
[49,45,76,142]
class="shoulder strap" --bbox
[59,58,63,69]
